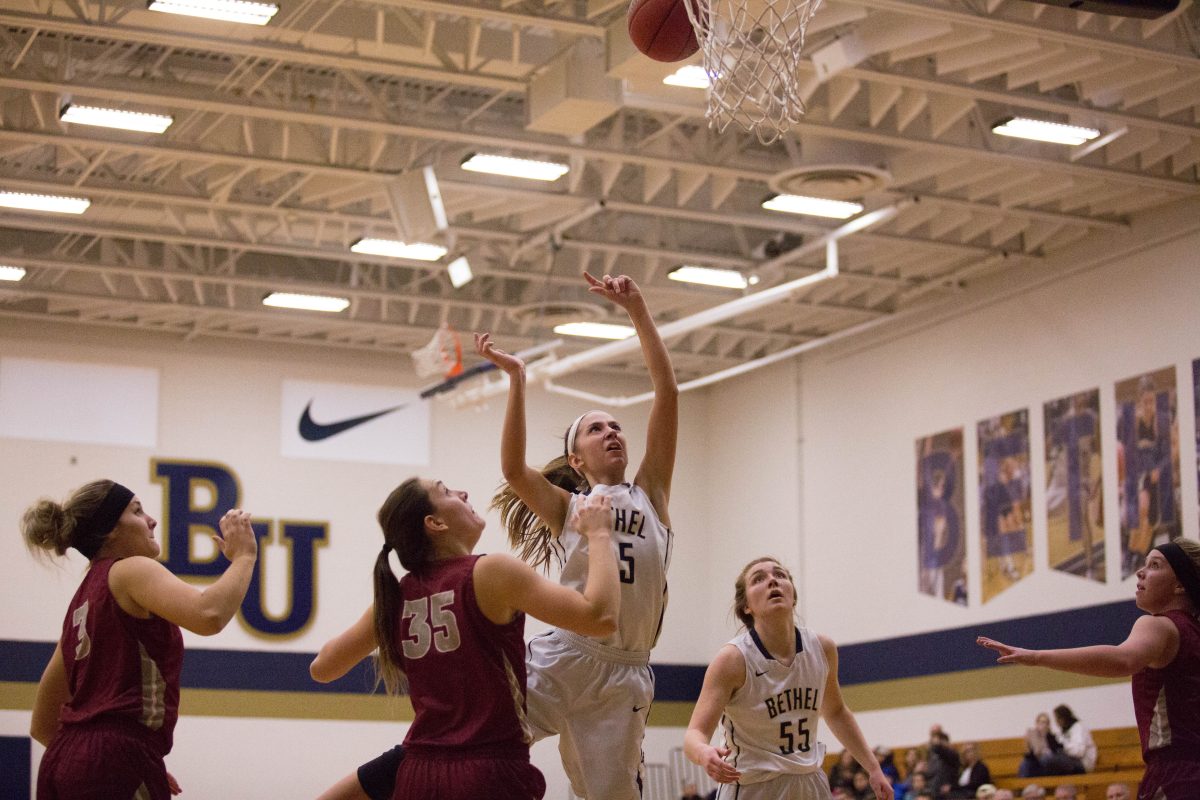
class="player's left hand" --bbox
[167,770,182,795]
[869,768,894,800]
[976,635,1036,665]
[584,271,642,311]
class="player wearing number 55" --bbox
[309,479,620,800]
[23,480,258,800]
[685,557,893,800]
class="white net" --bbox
[683,0,823,145]
[410,324,461,379]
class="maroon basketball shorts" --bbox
[392,749,545,800]
[1139,755,1200,800]
[38,720,169,800]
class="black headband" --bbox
[74,482,134,560]
[1154,541,1200,611]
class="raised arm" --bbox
[311,605,377,683]
[977,613,1180,677]
[585,273,678,520]
[683,645,744,785]
[109,509,258,636]
[30,642,69,746]
[475,494,619,636]
[475,332,571,534]
[819,635,893,800]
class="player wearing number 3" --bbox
[685,558,893,800]
[475,271,678,800]
[22,480,258,799]
[310,479,620,800]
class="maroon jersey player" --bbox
[23,480,257,800]
[978,539,1200,800]
[310,477,620,800]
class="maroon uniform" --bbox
[38,558,183,800]
[391,554,544,800]
[1132,609,1200,799]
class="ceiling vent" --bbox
[768,164,891,201]
[506,300,605,327]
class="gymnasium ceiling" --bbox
[0,0,1199,386]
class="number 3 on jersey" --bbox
[401,591,461,659]
[72,601,91,660]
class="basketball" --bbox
[627,0,700,62]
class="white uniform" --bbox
[716,626,831,800]
[526,482,673,800]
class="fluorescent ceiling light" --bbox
[553,322,636,340]
[447,256,473,288]
[762,194,863,219]
[663,65,711,89]
[461,154,569,182]
[991,117,1100,146]
[0,191,90,215]
[60,105,173,134]
[668,265,757,289]
[262,292,350,313]
[0,266,27,282]
[147,0,279,25]
[350,238,447,261]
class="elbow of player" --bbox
[190,608,226,637]
[585,609,618,637]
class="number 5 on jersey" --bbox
[402,591,461,659]
[619,542,636,584]
[779,718,810,755]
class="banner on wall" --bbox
[280,380,429,465]
[1044,390,1105,583]
[977,409,1032,602]
[916,428,967,606]
[1115,366,1181,579]
[0,357,158,447]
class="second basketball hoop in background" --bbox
[627,0,700,62]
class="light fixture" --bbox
[762,194,863,219]
[262,292,350,313]
[350,238,448,261]
[147,0,279,25]
[60,105,173,134]
[553,322,636,340]
[0,191,90,215]
[460,154,569,182]
[0,266,27,282]
[668,265,757,290]
[446,256,473,289]
[991,117,1100,146]
[663,65,711,89]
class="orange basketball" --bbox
[627,0,699,63]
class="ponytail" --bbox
[21,479,124,561]
[491,455,586,571]
[372,545,407,696]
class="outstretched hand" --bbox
[215,509,257,562]
[977,635,1036,665]
[698,744,741,784]
[584,271,643,312]
[474,332,525,376]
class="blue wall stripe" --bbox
[0,599,1142,702]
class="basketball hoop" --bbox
[683,0,823,144]
[411,324,463,380]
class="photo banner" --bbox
[1044,389,1105,582]
[977,409,1032,603]
[917,428,966,606]
[1115,366,1181,579]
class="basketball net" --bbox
[684,0,823,145]
[410,324,464,380]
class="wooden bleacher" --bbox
[822,727,1143,800]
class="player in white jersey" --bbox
[685,558,893,800]
[475,271,678,800]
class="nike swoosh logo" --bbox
[298,400,407,441]
[632,705,646,713]
[754,670,768,677]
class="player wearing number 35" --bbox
[22,480,258,800]
[309,479,620,800]
[685,558,893,800]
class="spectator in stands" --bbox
[902,770,931,800]
[1020,785,1046,799]
[1052,785,1077,799]
[950,742,992,798]
[927,726,962,798]
[830,749,863,793]
[994,791,1015,800]
[852,769,878,800]
[1020,711,1072,777]
[876,746,900,786]
[1053,705,1097,774]
[679,781,704,800]
[1105,783,1131,800]
[975,785,997,800]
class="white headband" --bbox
[565,410,605,457]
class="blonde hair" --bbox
[21,480,116,559]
